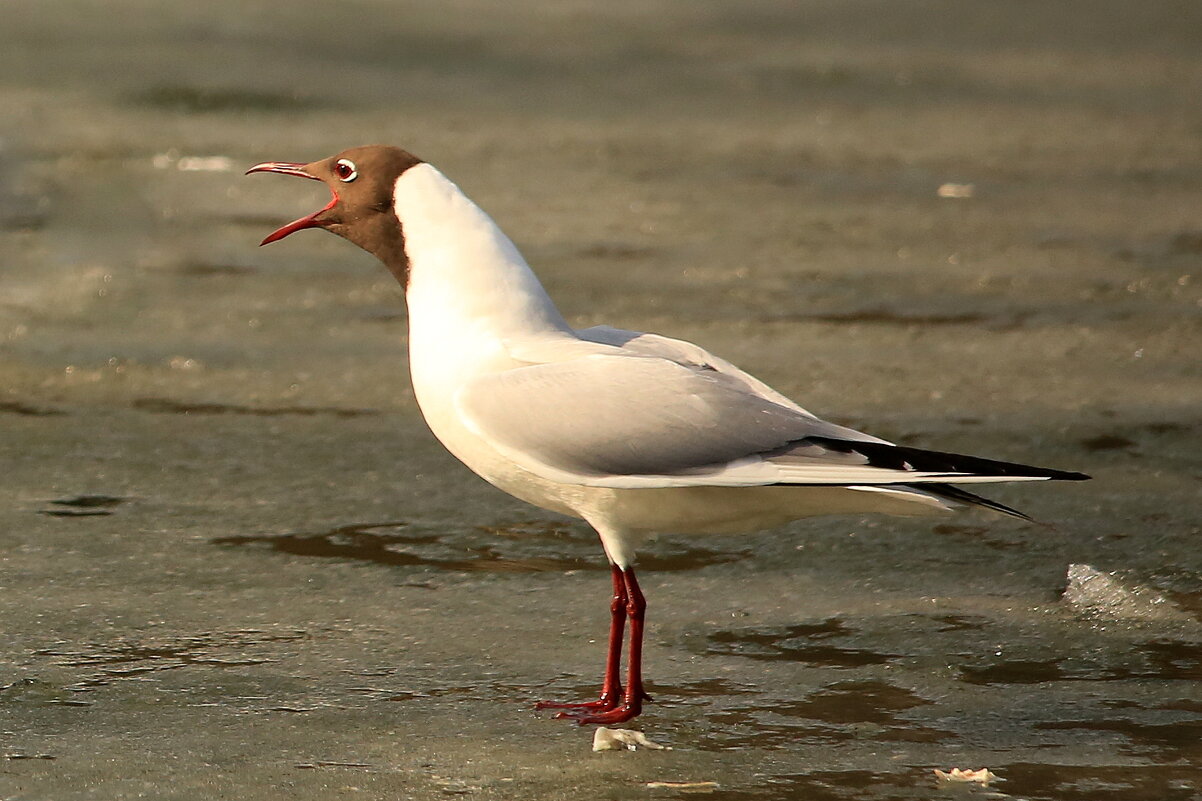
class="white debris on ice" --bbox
[934,767,998,784]
[592,727,670,752]
[937,182,975,198]
[151,152,234,172]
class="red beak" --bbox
[245,161,337,245]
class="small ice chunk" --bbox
[151,152,234,172]
[937,183,975,198]
[645,781,718,792]
[592,727,670,752]
[934,767,998,784]
[1063,564,1190,622]
[177,156,235,172]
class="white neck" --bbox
[394,164,571,340]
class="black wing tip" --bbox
[919,483,1035,522]
[806,436,1090,481]
[922,484,1073,532]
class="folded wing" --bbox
[457,349,1087,490]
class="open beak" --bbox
[245,161,337,245]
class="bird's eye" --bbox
[334,158,358,182]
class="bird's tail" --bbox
[917,482,1036,522]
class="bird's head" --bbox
[247,145,422,278]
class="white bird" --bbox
[247,146,1088,724]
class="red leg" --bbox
[535,564,626,713]
[555,567,651,725]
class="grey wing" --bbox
[576,324,885,443]
[456,353,1007,489]
[459,355,812,479]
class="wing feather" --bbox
[457,349,1084,489]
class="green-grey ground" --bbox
[1,2,1200,799]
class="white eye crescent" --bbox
[334,158,358,182]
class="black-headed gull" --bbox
[248,146,1088,724]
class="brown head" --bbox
[246,145,423,282]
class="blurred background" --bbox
[1,2,1200,799]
